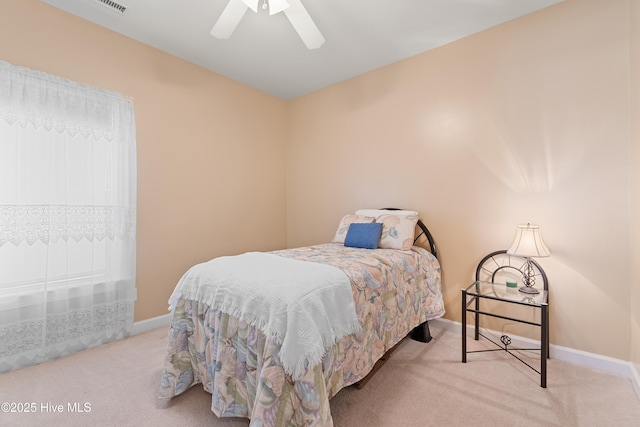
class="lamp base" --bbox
[519,286,540,294]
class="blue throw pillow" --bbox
[344,222,383,249]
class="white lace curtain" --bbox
[0,60,137,373]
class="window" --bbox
[0,60,137,372]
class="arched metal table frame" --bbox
[462,250,549,388]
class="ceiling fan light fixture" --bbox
[242,0,288,14]
[212,0,324,50]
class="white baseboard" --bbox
[132,313,171,335]
[430,318,639,388]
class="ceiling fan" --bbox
[211,0,325,49]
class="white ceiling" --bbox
[42,0,563,100]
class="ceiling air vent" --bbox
[94,0,128,14]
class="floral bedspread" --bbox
[159,243,444,426]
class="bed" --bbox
[159,209,445,426]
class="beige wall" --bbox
[288,0,633,361]
[0,0,288,321]
[631,0,640,371]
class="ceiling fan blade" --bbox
[268,0,289,15]
[211,0,249,39]
[283,0,325,49]
[241,0,259,13]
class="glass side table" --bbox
[462,280,549,388]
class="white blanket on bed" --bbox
[168,252,361,380]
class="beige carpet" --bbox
[1,325,639,426]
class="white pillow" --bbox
[377,213,419,250]
[332,214,376,243]
[355,209,419,218]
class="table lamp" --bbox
[506,223,550,294]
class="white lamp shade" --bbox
[507,224,550,258]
